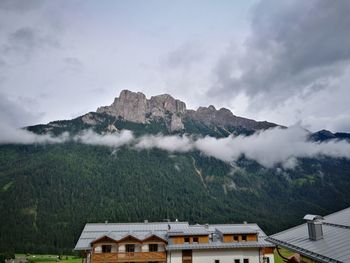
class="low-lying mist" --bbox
[1,124,350,169]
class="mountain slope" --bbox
[0,90,350,254]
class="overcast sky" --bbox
[1,0,350,132]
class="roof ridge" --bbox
[271,207,350,237]
[85,221,189,225]
[323,221,350,230]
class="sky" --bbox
[1,0,350,132]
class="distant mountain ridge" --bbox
[95,90,279,132]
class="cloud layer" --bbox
[211,0,350,104]
[0,0,349,134]
[1,125,350,169]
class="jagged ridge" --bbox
[96,90,279,132]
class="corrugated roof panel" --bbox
[168,226,209,236]
[269,207,350,263]
[84,222,188,232]
[75,221,274,251]
[215,226,258,234]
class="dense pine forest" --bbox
[1,113,350,254]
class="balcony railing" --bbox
[92,252,166,263]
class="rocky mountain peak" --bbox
[149,93,186,115]
[97,90,187,131]
[95,89,279,132]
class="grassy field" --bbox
[15,250,292,263]
[274,248,295,263]
[15,254,81,263]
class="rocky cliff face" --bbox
[97,90,186,131]
[96,90,278,132]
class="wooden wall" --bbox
[170,235,209,244]
[222,234,258,242]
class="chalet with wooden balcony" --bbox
[75,221,275,263]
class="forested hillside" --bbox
[1,112,350,254]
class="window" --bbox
[234,259,240,263]
[184,237,190,243]
[243,259,249,263]
[233,235,239,241]
[149,244,158,252]
[242,235,247,241]
[193,237,199,243]
[126,244,135,252]
[215,260,220,263]
[102,245,112,253]
[263,257,270,263]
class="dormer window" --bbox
[102,245,112,253]
[126,244,135,252]
[149,244,158,252]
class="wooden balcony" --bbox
[92,252,166,263]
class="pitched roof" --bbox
[74,221,274,251]
[75,222,187,250]
[167,226,209,236]
[268,207,350,263]
[215,226,258,235]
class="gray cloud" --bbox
[8,27,60,50]
[162,42,205,69]
[0,0,43,12]
[210,0,350,107]
[74,129,134,147]
[1,27,60,64]
[194,126,350,168]
[64,57,82,67]
[0,123,68,144]
[135,134,193,152]
[62,57,83,74]
[0,0,348,134]
[2,125,350,169]
[0,94,43,128]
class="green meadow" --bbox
[15,255,81,263]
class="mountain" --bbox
[1,90,350,254]
[29,90,278,137]
[96,90,278,132]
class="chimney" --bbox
[303,214,324,241]
[144,219,148,224]
[205,223,209,229]
[105,221,108,224]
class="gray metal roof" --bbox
[268,207,350,263]
[75,221,274,251]
[75,222,188,250]
[168,226,209,236]
[215,226,258,235]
